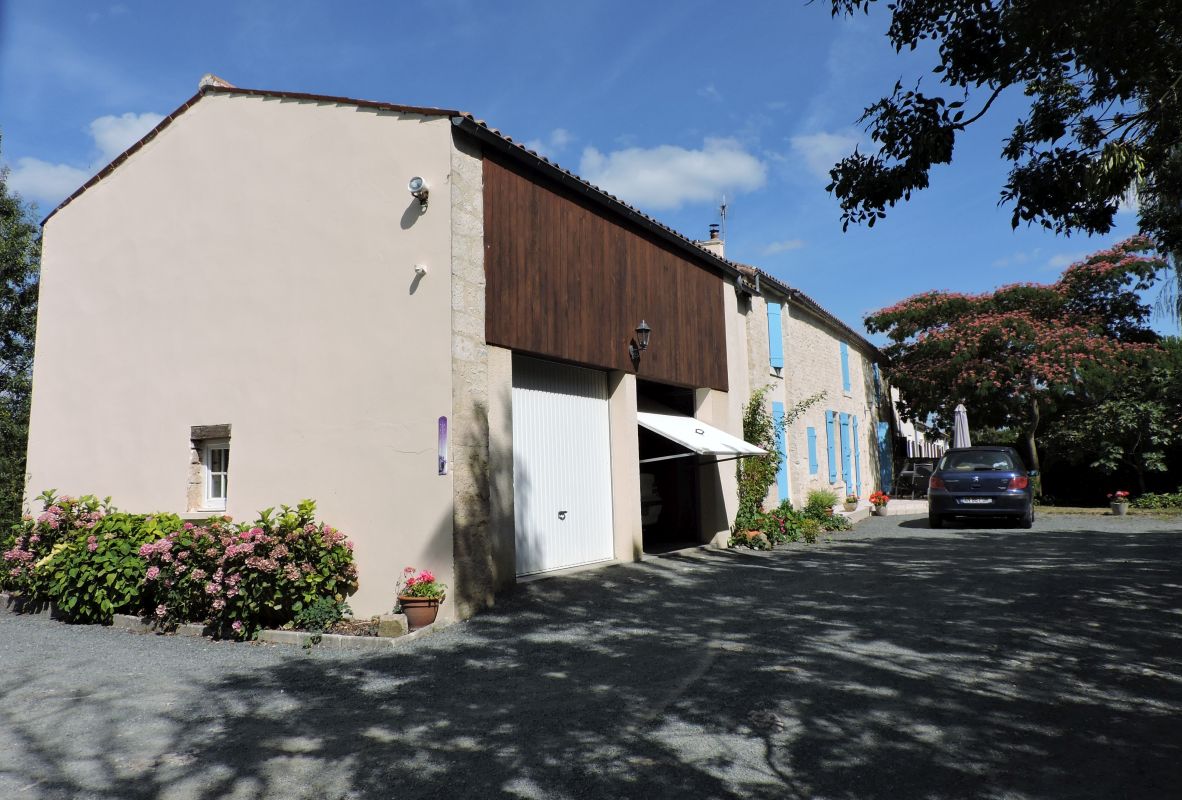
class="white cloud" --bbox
[991,248,1041,268]
[3,110,163,207]
[698,83,722,102]
[579,137,767,211]
[1046,252,1088,272]
[89,112,164,161]
[761,239,805,256]
[789,131,860,180]
[6,158,90,205]
[523,127,575,159]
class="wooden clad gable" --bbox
[482,154,728,391]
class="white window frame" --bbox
[202,439,230,511]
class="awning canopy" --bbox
[637,408,765,464]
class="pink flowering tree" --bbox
[867,237,1167,486]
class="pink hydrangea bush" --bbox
[1,491,110,597]
[40,512,183,623]
[141,499,358,639]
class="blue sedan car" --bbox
[928,446,1037,529]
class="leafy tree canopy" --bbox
[0,135,41,526]
[1043,342,1182,492]
[827,0,1182,267]
[867,237,1166,474]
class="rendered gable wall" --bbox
[26,93,458,617]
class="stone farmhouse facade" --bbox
[26,78,903,622]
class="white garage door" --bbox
[512,356,614,576]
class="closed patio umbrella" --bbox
[952,403,972,448]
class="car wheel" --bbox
[928,513,943,529]
[1019,508,1034,529]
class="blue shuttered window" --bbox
[807,427,818,475]
[852,415,862,497]
[825,411,837,484]
[840,342,851,392]
[767,302,784,371]
[772,402,789,501]
[839,412,852,489]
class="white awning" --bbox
[637,408,766,462]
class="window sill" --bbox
[183,509,228,522]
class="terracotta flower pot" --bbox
[398,595,442,631]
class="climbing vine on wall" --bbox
[734,387,826,531]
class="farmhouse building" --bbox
[27,78,895,621]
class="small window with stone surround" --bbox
[188,425,231,512]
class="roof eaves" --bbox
[739,264,886,363]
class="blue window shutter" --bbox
[807,427,818,475]
[767,302,784,371]
[877,421,892,492]
[872,363,881,406]
[839,412,852,489]
[772,402,789,501]
[840,342,851,392]
[852,415,862,497]
[825,411,837,484]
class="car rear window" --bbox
[938,451,1016,472]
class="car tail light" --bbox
[929,475,945,490]
[1008,475,1029,490]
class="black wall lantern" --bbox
[629,319,652,363]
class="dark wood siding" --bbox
[482,155,729,391]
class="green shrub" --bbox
[820,513,853,532]
[800,518,822,543]
[760,502,805,545]
[1131,490,1182,509]
[293,596,352,646]
[294,596,351,632]
[41,512,182,624]
[142,499,359,639]
[805,489,838,517]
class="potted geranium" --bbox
[1107,491,1130,516]
[869,490,890,516]
[396,567,446,630]
[843,493,859,512]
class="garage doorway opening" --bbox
[637,380,701,554]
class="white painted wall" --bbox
[27,93,457,616]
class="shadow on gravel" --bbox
[6,523,1182,799]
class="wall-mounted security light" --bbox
[629,319,652,362]
[408,176,429,206]
[414,264,428,276]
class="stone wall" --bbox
[448,133,515,619]
[744,291,887,509]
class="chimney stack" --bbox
[698,224,725,259]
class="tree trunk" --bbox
[1026,396,1042,496]
[1133,454,1148,495]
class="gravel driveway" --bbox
[2,513,1180,800]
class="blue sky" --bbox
[1,0,1159,340]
